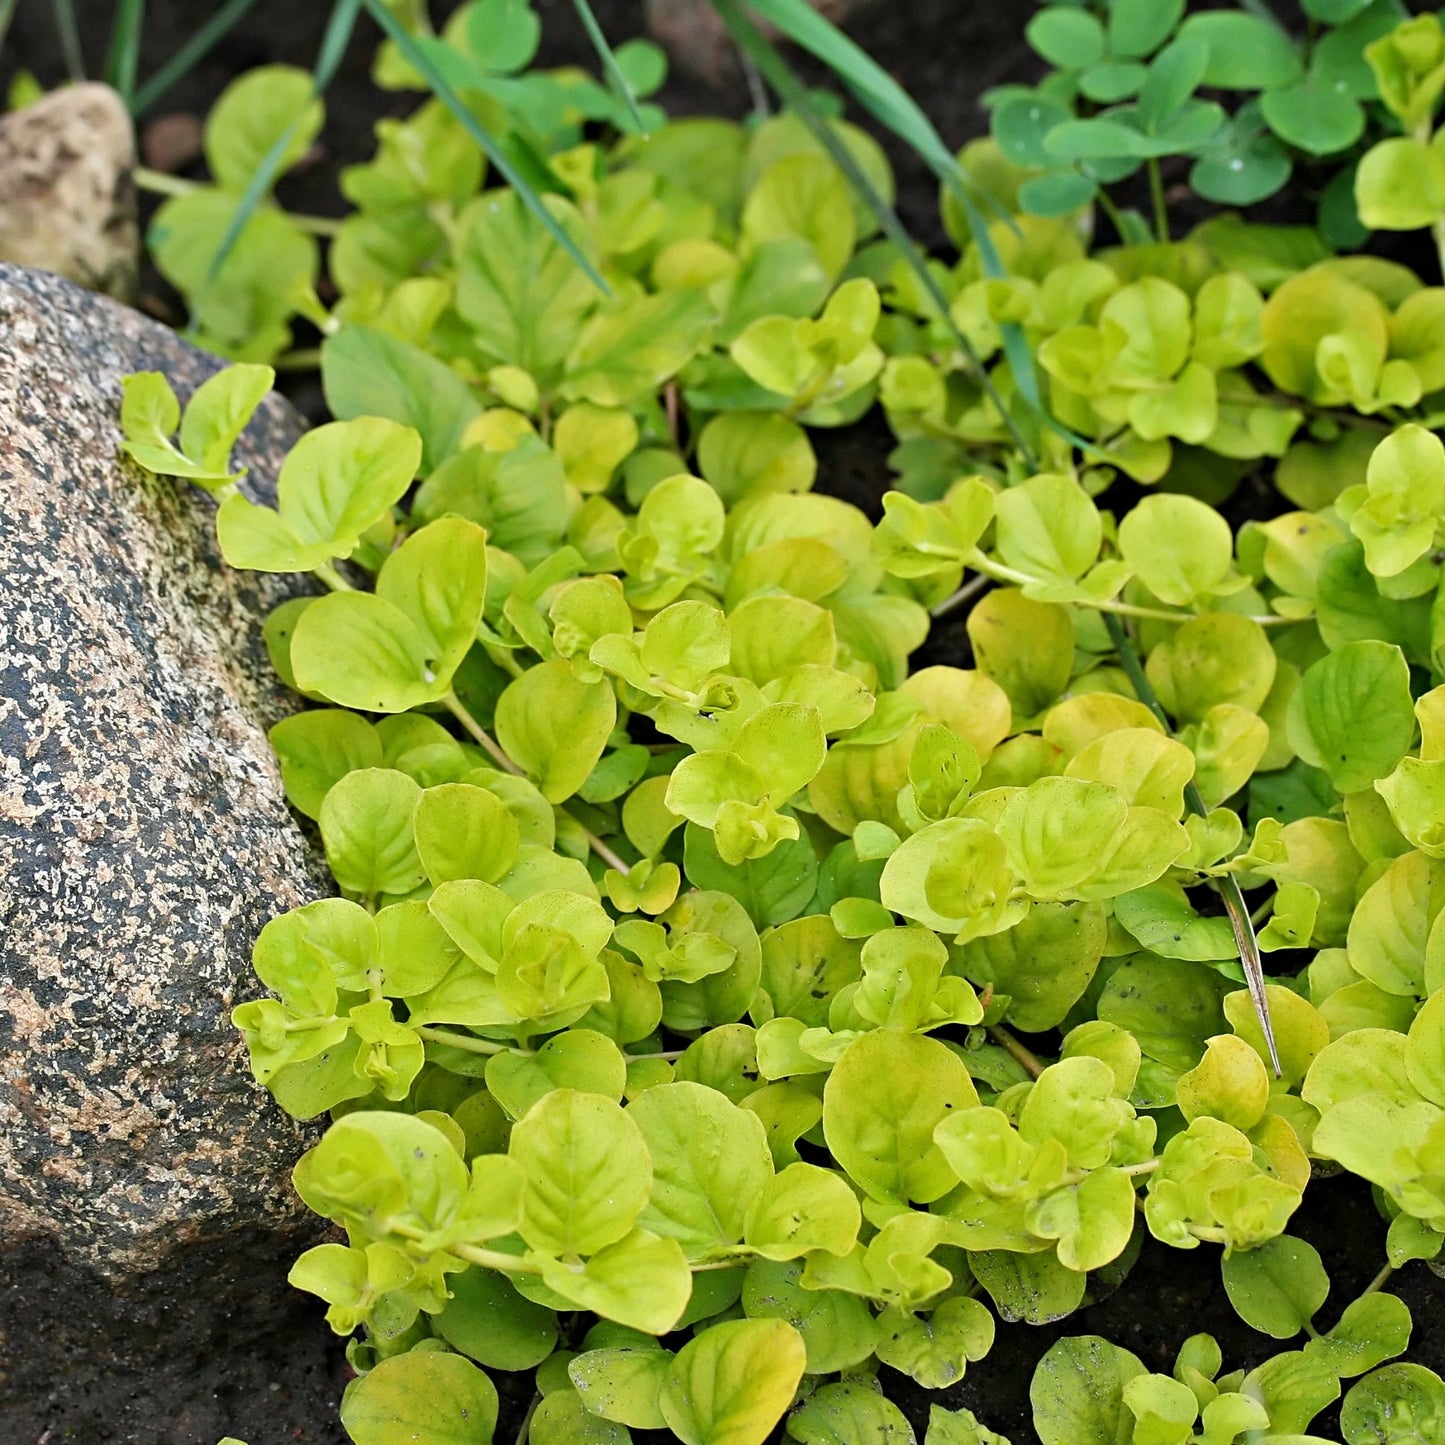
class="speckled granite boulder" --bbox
[0,262,327,1281]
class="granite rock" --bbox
[0,83,139,300]
[0,261,329,1283]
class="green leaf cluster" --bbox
[125,3,1445,1441]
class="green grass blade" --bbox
[711,0,1038,468]
[359,0,609,296]
[737,0,1015,251]
[196,0,360,308]
[132,0,261,114]
[51,0,85,81]
[0,0,20,59]
[1100,611,1280,1074]
[103,0,146,110]
[730,0,1108,459]
[570,0,646,133]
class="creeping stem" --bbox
[132,166,344,236]
[441,692,633,875]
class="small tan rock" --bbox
[0,83,138,301]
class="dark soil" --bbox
[3,3,1442,1443]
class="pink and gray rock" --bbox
[0,260,326,1287]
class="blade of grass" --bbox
[1100,611,1282,1076]
[103,0,146,111]
[132,0,261,115]
[736,0,1017,247]
[359,0,610,296]
[569,0,646,133]
[731,0,1102,455]
[194,0,360,322]
[712,0,1039,468]
[0,0,20,58]
[51,0,85,81]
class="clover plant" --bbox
[125,3,1445,1443]
[985,0,1412,244]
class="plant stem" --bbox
[1361,1261,1396,1297]
[442,692,633,874]
[1148,158,1169,243]
[444,692,525,776]
[930,549,1292,627]
[52,0,85,81]
[513,1395,540,1445]
[274,348,323,372]
[313,561,355,593]
[416,1026,531,1057]
[1100,612,1281,1074]
[988,1024,1045,1079]
[929,572,991,619]
[132,166,344,236]
[1094,186,1130,245]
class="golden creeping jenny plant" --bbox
[118,3,1445,1442]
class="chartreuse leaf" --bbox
[1341,1362,1445,1443]
[1342,425,1445,579]
[269,710,383,819]
[744,1162,861,1260]
[563,289,716,407]
[495,660,618,804]
[1306,1292,1413,1379]
[1221,1234,1329,1338]
[998,776,1188,902]
[569,1344,671,1430]
[1286,640,1415,794]
[925,1404,1011,1444]
[969,1250,1086,1326]
[743,1256,878,1373]
[457,189,599,386]
[217,417,421,572]
[959,902,1108,1031]
[323,324,481,474]
[205,63,323,192]
[876,1297,995,1390]
[538,1228,693,1335]
[415,783,520,885]
[319,768,423,898]
[509,1090,652,1255]
[787,1382,915,1442]
[530,1389,629,1445]
[1031,1336,1145,1445]
[485,1029,627,1121]
[659,1318,807,1445]
[122,364,277,488]
[1367,12,1445,131]
[628,1081,773,1259]
[292,517,488,712]
[340,1350,498,1445]
[966,588,1074,719]
[1357,135,1445,231]
[1119,494,1236,607]
[697,412,816,504]
[434,1266,558,1371]
[121,365,275,489]
[823,1029,978,1203]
